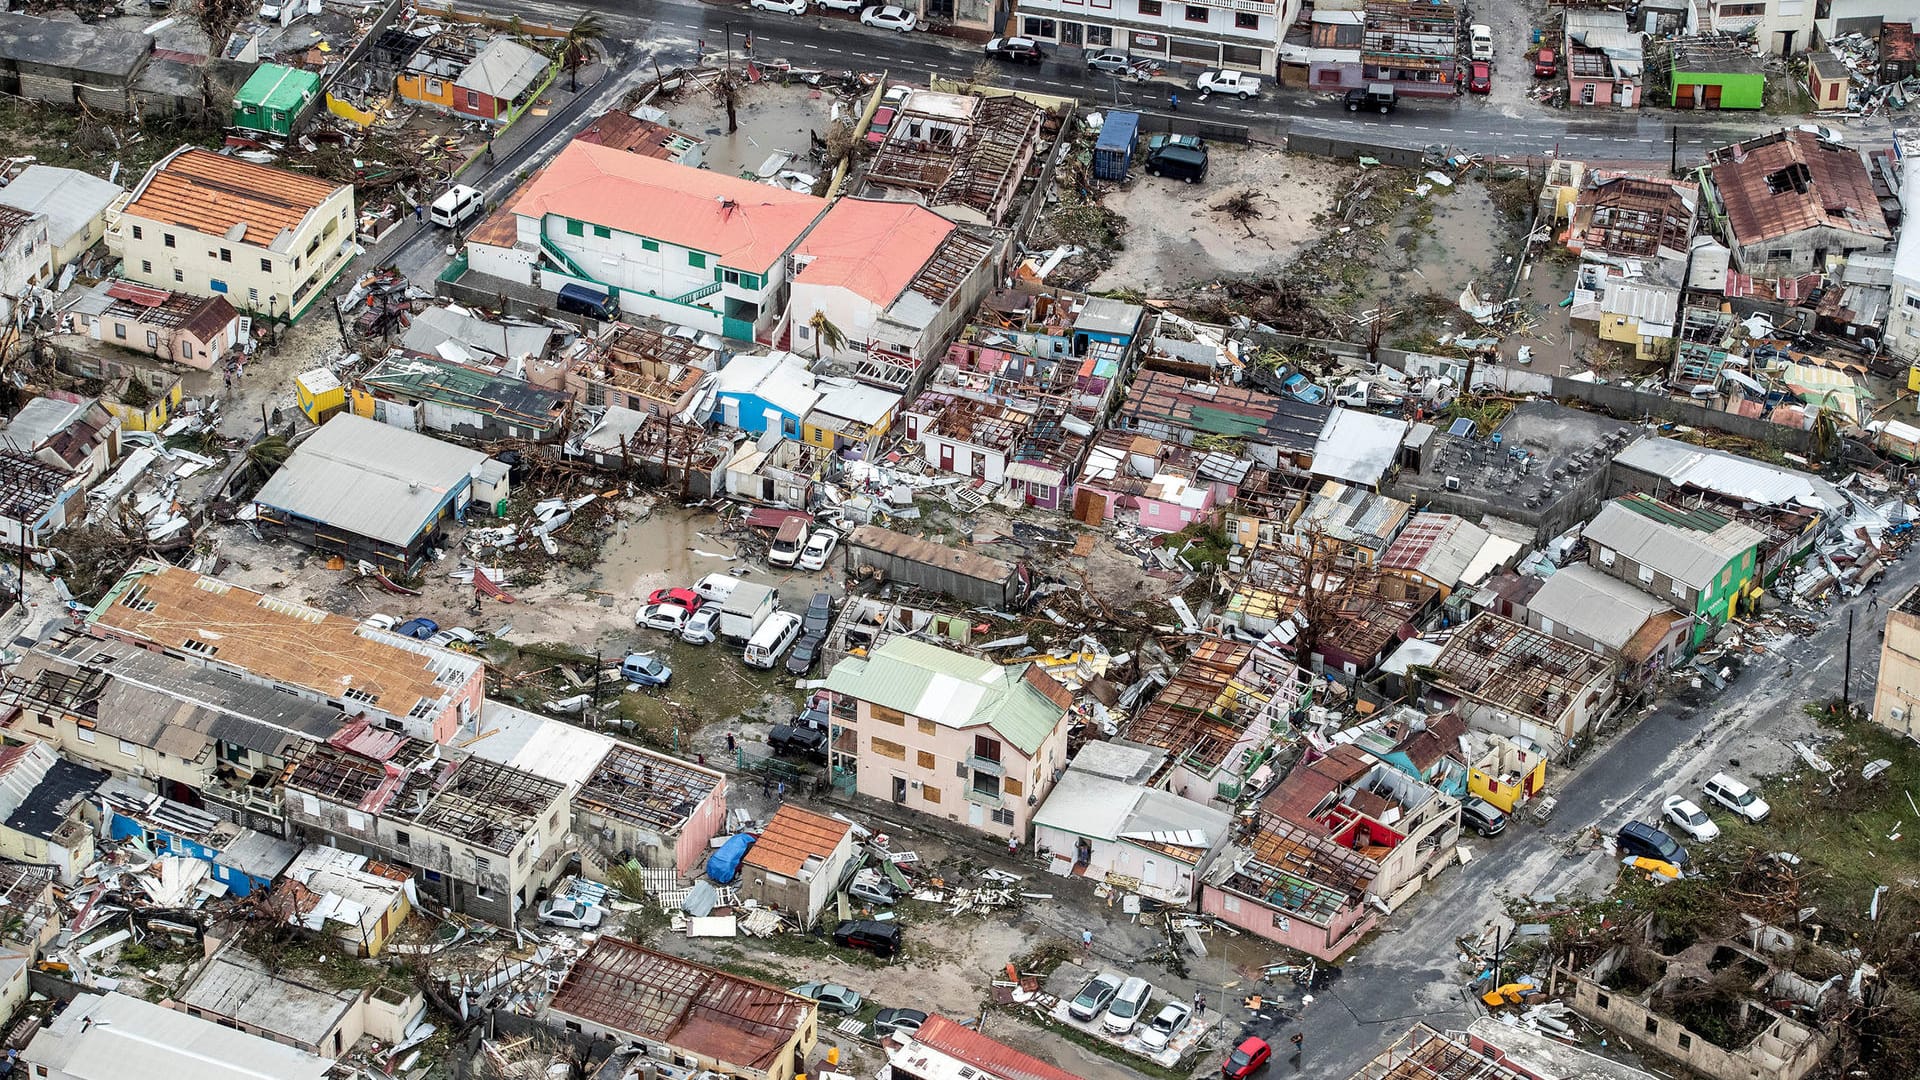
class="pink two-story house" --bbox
[823,637,1072,842]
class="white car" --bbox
[751,0,808,13]
[796,528,841,571]
[681,606,722,645]
[1702,772,1771,822]
[426,627,480,649]
[693,572,743,604]
[637,602,693,632]
[816,0,864,9]
[537,897,605,929]
[361,613,398,632]
[1661,796,1720,843]
[1138,1001,1191,1051]
[861,5,917,31]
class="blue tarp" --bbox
[706,833,755,884]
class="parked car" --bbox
[1533,47,1557,77]
[1280,372,1325,404]
[872,1007,927,1038]
[693,572,743,604]
[681,606,722,645]
[984,36,1047,64]
[768,517,812,568]
[861,5,916,31]
[1086,51,1135,77]
[816,0,863,8]
[846,869,899,907]
[394,617,439,639]
[426,626,481,649]
[1144,144,1207,184]
[1139,1001,1191,1051]
[790,982,863,1013]
[1663,796,1721,842]
[620,653,672,688]
[751,0,807,12]
[637,602,694,632]
[1345,83,1396,113]
[866,105,897,144]
[832,918,901,957]
[1194,69,1260,98]
[1223,1036,1271,1079]
[537,897,605,929]
[769,723,828,762]
[1467,61,1491,93]
[785,633,825,676]
[1616,821,1689,869]
[646,586,704,611]
[797,528,841,571]
[1460,798,1508,838]
[1702,772,1770,822]
[1068,971,1124,1021]
[803,592,835,636]
[745,611,805,669]
[361,613,398,631]
[1468,22,1493,61]
[1100,976,1152,1035]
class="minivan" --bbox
[1101,976,1152,1035]
[1144,144,1207,184]
[768,518,811,567]
[1617,821,1689,868]
[429,184,484,228]
[557,282,618,322]
[744,611,803,668]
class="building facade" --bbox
[1009,0,1299,74]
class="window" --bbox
[972,772,1002,799]
[974,735,1001,762]
[1087,25,1112,46]
[163,233,175,248]
[146,331,159,348]
[991,806,1016,825]
[917,718,936,735]
[210,278,227,294]
[141,260,151,274]
[1595,991,1610,1008]
[1235,11,1258,28]
[1766,247,1792,261]
[642,238,659,252]
[1719,2,1763,14]
[566,219,584,236]
[77,727,96,743]
[592,224,611,238]
[1643,1018,1658,1035]
[260,257,272,272]
[923,784,942,804]
[119,739,137,756]
[466,89,480,108]
[1906,294,1920,312]
[131,225,142,240]
[1671,579,1687,600]
[1138,0,1161,14]
[173,269,184,283]
[395,830,411,846]
[1677,1033,1692,1050]
[689,252,707,269]
[917,750,936,769]
[219,248,231,262]
[1223,894,1240,913]
[248,287,259,304]
[1005,776,1024,797]
[1022,16,1055,36]
[114,323,127,340]
[1185,4,1207,21]
[871,736,907,760]
[1637,564,1654,584]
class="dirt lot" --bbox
[1093,148,1345,294]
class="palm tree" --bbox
[243,435,292,485]
[806,310,846,362]
[556,13,606,92]
[1810,398,1840,463]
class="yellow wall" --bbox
[1599,314,1660,362]
[326,92,382,128]
[296,375,349,423]
[397,73,457,110]
[105,381,184,433]
[1469,758,1547,813]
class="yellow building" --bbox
[295,367,346,424]
[102,374,183,433]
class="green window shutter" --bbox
[565,219,583,237]
[642,238,659,252]
[689,252,706,269]
[593,225,611,238]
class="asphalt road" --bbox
[473,0,1887,164]
[1228,551,1915,1080]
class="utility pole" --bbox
[1669,126,1679,177]
[1843,608,1855,710]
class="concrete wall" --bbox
[1199,881,1376,960]
[1872,593,1920,737]
[1561,969,1831,1080]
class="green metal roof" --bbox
[824,637,1066,755]
[236,64,320,111]
[1615,491,1730,534]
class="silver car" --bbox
[1087,52,1134,77]
[1138,1001,1191,1051]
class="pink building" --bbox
[574,743,729,878]
[1200,810,1379,960]
[72,280,242,371]
[823,637,1072,842]
[1072,430,1232,533]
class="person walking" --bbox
[1193,990,1206,1016]
[1168,91,1180,111]
[1289,1033,1304,1055]
[1081,929,1093,956]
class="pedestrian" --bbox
[485,140,495,163]
[1193,991,1206,1015]
[1081,928,1093,955]
[761,774,771,797]
[726,731,738,752]
[414,203,424,222]
[1290,1033,1304,1054]
[1007,835,1020,857]
[696,752,707,766]
[1169,91,1180,110]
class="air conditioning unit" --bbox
[1445,476,1461,491]
[1892,706,1907,724]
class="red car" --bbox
[865,105,897,145]
[645,587,703,612]
[1223,1036,1271,1079]
[1468,61,1491,94]
[1533,48,1557,77]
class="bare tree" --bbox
[1259,522,1384,667]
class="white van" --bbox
[744,611,802,669]
[429,184,485,228]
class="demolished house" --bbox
[862,91,1047,228]
[570,320,720,422]
[1701,128,1891,277]
[567,406,731,496]
[571,743,728,880]
[354,354,573,442]
[1201,809,1379,960]
[1424,613,1617,755]
[1031,741,1230,905]
[1124,639,1312,808]
[1260,744,1461,912]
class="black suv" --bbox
[833,918,901,958]
[984,36,1047,64]
[1345,83,1397,114]
[1617,821,1690,868]
[769,724,828,763]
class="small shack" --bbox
[1093,111,1139,181]
[1807,51,1848,112]
[845,524,1029,608]
[233,63,319,136]
[1668,38,1765,110]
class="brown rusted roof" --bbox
[126,148,342,245]
[742,804,850,877]
[1706,129,1890,248]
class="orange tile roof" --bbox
[510,141,825,272]
[793,198,954,306]
[743,804,851,877]
[126,148,343,246]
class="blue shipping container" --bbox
[1093,112,1141,181]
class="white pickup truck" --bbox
[1194,69,1261,99]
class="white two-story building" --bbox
[467,139,828,343]
[1010,0,1300,74]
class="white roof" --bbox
[0,165,123,248]
[714,351,822,420]
[1313,407,1407,486]
[1380,637,1444,676]
[469,700,618,788]
[1530,563,1679,651]
[811,379,899,426]
[254,414,490,546]
[1896,156,1920,286]
[25,992,331,1080]
[579,405,649,453]
[1581,502,1764,590]
[1601,279,1679,335]
[1033,767,1228,855]
[1612,435,1847,513]
[457,37,548,99]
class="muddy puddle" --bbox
[1362,180,1508,310]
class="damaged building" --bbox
[1424,613,1617,755]
[571,743,729,879]
[862,91,1047,228]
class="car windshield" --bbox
[1113,997,1140,1018]
[1229,1049,1251,1067]
[1731,788,1755,805]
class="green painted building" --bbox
[233,64,321,136]
[1581,493,1767,647]
[1669,39,1766,110]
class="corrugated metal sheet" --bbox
[253,414,489,547]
